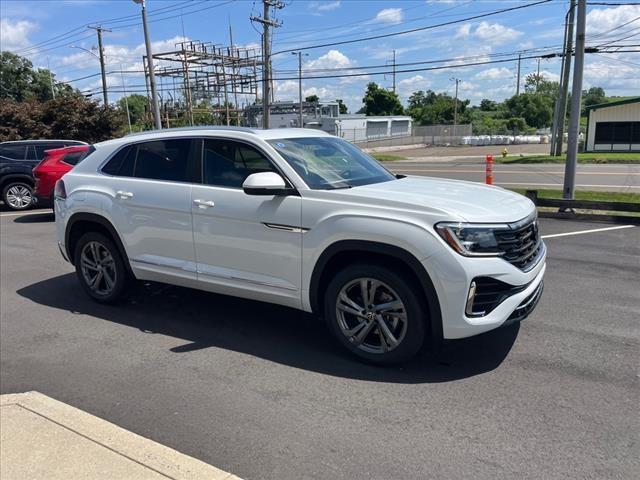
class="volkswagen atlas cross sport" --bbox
[54,127,545,364]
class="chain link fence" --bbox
[346,124,473,148]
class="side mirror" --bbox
[242,172,295,196]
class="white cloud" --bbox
[475,67,512,80]
[375,8,403,25]
[455,24,471,39]
[397,75,431,100]
[0,18,37,51]
[538,70,560,83]
[308,1,341,12]
[474,21,523,45]
[305,49,365,84]
[587,5,640,35]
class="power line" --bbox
[272,0,553,55]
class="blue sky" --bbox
[1,0,638,112]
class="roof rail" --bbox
[125,125,259,137]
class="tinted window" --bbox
[62,149,91,166]
[203,139,278,188]
[0,145,27,160]
[133,139,191,182]
[102,146,135,176]
[595,122,640,144]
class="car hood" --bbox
[334,175,535,223]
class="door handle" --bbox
[193,199,215,208]
[116,190,133,199]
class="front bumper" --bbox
[422,240,546,339]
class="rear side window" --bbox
[102,146,135,176]
[101,139,192,182]
[134,139,191,182]
[34,144,65,160]
[0,145,27,160]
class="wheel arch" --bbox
[309,240,443,340]
[1,174,34,190]
[65,212,133,277]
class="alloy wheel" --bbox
[5,185,32,209]
[80,241,117,296]
[335,278,408,354]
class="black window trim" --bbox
[98,135,299,192]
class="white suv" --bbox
[54,127,545,363]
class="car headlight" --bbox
[435,222,507,257]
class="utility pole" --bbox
[89,26,111,106]
[451,77,460,137]
[133,0,161,129]
[516,53,521,95]
[292,51,308,128]
[536,57,541,90]
[251,0,284,129]
[552,0,577,156]
[392,49,396,93]
[563,0,586,200]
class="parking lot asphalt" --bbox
[1,210,639,480]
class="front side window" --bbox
[267,137,395,190]
[203,139,278,188]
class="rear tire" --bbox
[74,232,129,303]
[3,182,33,211]
[324,263,426,364]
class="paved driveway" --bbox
[1,210,638,479]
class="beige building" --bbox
[585,97,640,153]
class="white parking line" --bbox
[0,210,52,218]
[542,225,635,239]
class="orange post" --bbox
[485,154,494,185]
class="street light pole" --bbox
[134,0,162,130]
[292,51,308,128]
[451,77,460,138]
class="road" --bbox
[387,162,640,192]
[1,210,639,480]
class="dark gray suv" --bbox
[0,139,85,210]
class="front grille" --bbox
[470,277,527,316]
[494,216,543,271]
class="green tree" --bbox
[117,94,149,126]
[0,96,123,143]
[406,89,470,125]
[581,87,606,116]
[335,98,348,114]
[305,94,319,103]
[479,99,499,111]
[0,51,74,102]
[361,82,403,116]
[504,92,553,129]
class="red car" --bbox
[33,145,91,207]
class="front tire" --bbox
[74,232,129,303]
[324,264,426,364]
[3,182,33,211]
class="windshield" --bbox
[267,137,396,190]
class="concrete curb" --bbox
[0,392,240,480]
